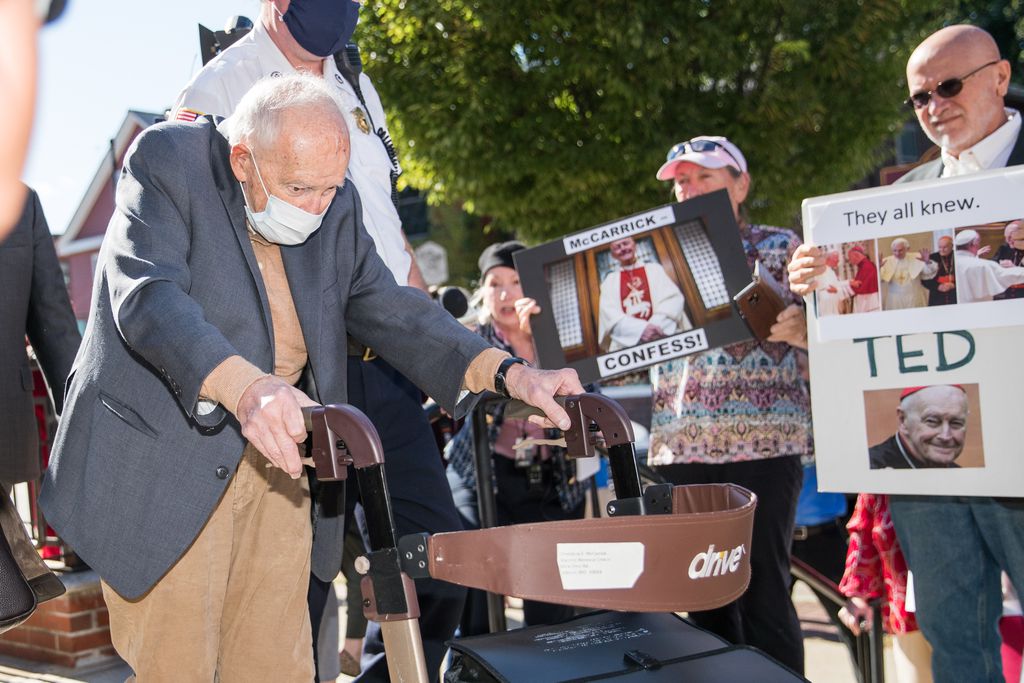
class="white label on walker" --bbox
[556,543,644,590]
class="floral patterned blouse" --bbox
[648,224,813,466]
[838,493,919,635]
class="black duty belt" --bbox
[792,518,844,542]
[347,336,377,361]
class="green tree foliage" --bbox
[357,1,956,240]
[954,0,1024,81]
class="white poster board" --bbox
[802,167,1024,497]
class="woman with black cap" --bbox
[444,241,588,634]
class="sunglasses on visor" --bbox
[666,139,742,169]
[904,60,999,110]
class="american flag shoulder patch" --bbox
[175,107,204,123]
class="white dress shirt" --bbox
[941,108,1021,177]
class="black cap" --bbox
[478,241,526,279]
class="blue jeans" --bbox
[890,495,1024,683]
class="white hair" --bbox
[891,237,910,250]
[225,73,347,150]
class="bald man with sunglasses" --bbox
[789,25,1024,683]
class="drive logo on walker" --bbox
[687,543,746,580]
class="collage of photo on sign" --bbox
[813,219,1024,319]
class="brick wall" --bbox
[0,570,117,668]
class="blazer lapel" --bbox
[208,122,275,350]
[281,231,323,383]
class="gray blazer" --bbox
[0,189,80,484]
[39,119,490,599]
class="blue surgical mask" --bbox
[241,153,328,246]
[282,0,360,58]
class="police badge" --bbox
[352,107,371,134]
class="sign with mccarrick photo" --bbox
[513,190,754,384]
[803,167,1024,497]
[803,166,1024,342]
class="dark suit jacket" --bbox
[0,189,80,484]
[39,119,490,598]
[897,130,1024,182]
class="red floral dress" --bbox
[838,493,919,635]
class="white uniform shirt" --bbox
[171,21,412,285]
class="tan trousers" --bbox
[102,447,314,683]
[893,630,934,683]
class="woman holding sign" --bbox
[649,136,813,674]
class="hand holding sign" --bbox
[787,243,826,296]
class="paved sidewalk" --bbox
[0,579,891,682]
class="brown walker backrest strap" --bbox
[427,483,757,613]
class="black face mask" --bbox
[283,0,360,58]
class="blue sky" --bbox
[24,0,260,234]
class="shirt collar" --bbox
[942,108,1021,177]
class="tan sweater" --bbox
[200,233,506,414]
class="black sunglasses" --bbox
[666,139,742,170]
[904,60,999,110]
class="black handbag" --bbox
[0,491,65,633]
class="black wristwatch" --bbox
[494,357,529,398]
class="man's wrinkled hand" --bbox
[236,375,318,478]
[766,304,808,349]
[503,364,585,431]
[787,244,826,297]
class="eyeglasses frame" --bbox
[904,60,1001,110]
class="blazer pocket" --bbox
[20,366,34,392]
[98,391,159,440]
